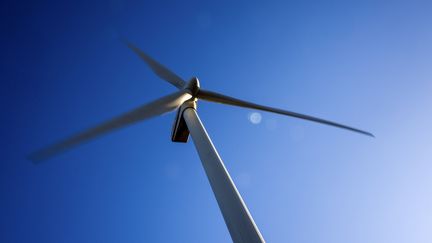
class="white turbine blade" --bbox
[29,91,192,162]
[123,40,186,89]
[197,89,374,137]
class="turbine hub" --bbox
[185,77,200,97]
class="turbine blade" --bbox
[197,89,374,137]
[123,40,186,89]
[29,91,192,163]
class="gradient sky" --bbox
[1,0,432,242]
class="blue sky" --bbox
[1,0,432,242]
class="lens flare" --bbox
[249,112,262,124]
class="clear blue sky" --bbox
[1,0,431,242]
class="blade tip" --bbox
[27,149,54,164]
[363,131,375,138]
[27,154,44,164]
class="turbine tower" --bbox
[29,41,373,243]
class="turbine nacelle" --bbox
[171,79,200,143]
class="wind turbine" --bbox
[29,41,374,243]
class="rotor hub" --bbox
[185,77,200,97]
